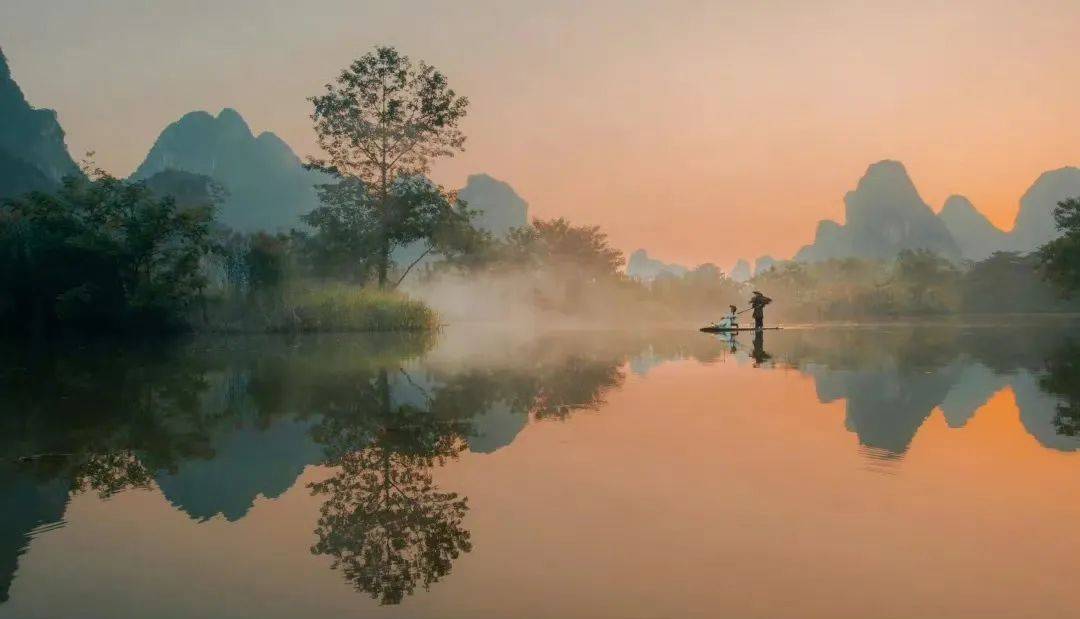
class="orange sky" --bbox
[3,0,1080,266]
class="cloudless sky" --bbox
[3,0,1080,267]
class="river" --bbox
[2,322,1080,618]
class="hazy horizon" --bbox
[3,0,1080,266]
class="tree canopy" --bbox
[1039,197,1080,295]
[0,171,215,333]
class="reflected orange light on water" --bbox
[3,348,1079,619]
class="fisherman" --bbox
[749,290,772,330]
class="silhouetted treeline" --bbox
[0,171,214,334]
[424,215,1080,322]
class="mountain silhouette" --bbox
[753,255,776,276]
[1007,167,1080,253]
[938,195,1008,261]
[796,161,961,262]
[458,173,528,236]
[730,258,751,282]
[154,417,321,522]
[141,168,221,210]
[0,150,53,200]
[0,472,69,603]
[392,173,529,269]
[131,108,325,232]
[0,47,80,199]
[627,249,689,281]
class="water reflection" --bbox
[1040,341,1080,437]
[763,327,1080,455]
[305,363,473,604]
[0,332,635,605]
[2,324,1080,611]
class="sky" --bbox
[3,0,1080,267]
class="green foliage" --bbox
[500,217,626,278]
[207,282,439,333]
[301,176,479,285]
[962,251,1076,312]
[308,46,470,287]
[244,232,291,292]
[1039,197,1080,295]
[282,284,439,332]
[893,249,960,312]
[756,250,963,319]
[648,263,743,314]
[0,172,215,333]
[1040,341,1080,436]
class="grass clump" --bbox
[207,283,439,333]
[282,284,439,332]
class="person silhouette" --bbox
[749,291,772,330]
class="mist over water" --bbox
[3,321,1080,618]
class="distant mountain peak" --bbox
[0,46,80,193]
[216,107,252,136]
[627,249,689,281]
[730,258,751,282]
[941,194,976,215]
[938,195,1007,261]
[860,159,912,183]
[131,108,325,231]
[0,46,11,80]
[753,255,777,276]
[796,159,959,262]
[458,173,528,237]
[1009,166,1080,252]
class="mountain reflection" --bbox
[750,326,1080,455]
[2,325,1080,606]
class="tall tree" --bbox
[308,46,470,287]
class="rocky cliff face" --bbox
[0,150,53,199]
[132,108,324,232]
[794,220,850,262]
[938,195,1008,261]
[1008,167,1080,253]
[795,161,960,262]
[0,47,80,198]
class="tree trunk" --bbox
[378,235,390,288]
[378,162,390,288]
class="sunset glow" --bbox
[3,1,1079,266]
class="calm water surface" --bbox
[3,323,1080,618]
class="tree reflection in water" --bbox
[1041,341,1080,437]
[305,343,627,604]
[310,441,471,605]
[308,367,474,605]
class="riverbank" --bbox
[203,284,440,333]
